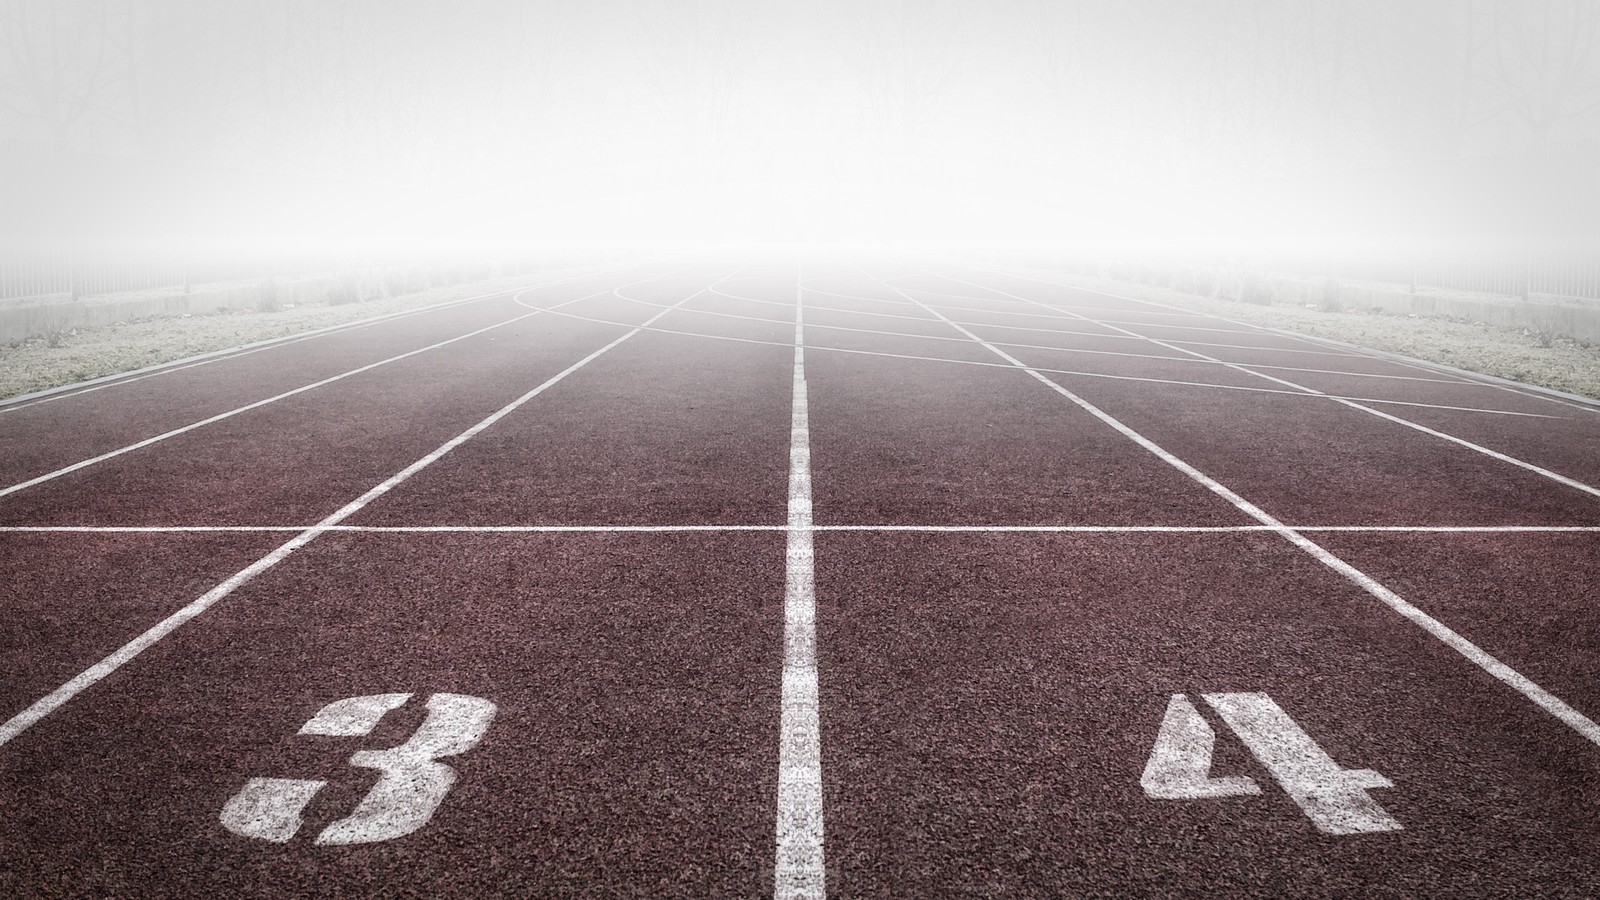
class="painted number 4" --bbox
[221,692,496,845]
[1142,692,1401,835]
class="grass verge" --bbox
[1031,270,1600,402]
[0,273,572,400]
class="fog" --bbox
[2,0,1598,260]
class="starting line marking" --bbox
[4,524,1598,534]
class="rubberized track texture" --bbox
[2,255,1599,898]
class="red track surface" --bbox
[3,256,1599,897]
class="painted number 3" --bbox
[221,692,496,845]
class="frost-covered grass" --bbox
[0,273,567,400]
[1039,272,1600,402]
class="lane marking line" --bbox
[0,270,688,502]
[497,305,1558,419]
[0,272,709,750]
[698,280,1413,361]
[915,262,1421,360]
[3,523,1599,534]
[719,280,919,311]
[0,258,662,413]
[596,289,1523,390]
[776,259,826,900]
[874,270,1600,750]
[909,294,1289,337]
[904,265,1480,368]
[920,271,1600,498]
[940,256,1600,413]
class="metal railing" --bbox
[0,254,346,303]
[0,259,187,302]
[1256,253,1600,303]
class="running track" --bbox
[2,255,1599,897]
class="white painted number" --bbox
[1142,692,1400,835]
[1141,694,1262,800]
[221,692,496,845]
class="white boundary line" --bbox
[0,258,659,412]
[871,269,1600,750]
[0,518,1593,531]
[916,269,1600,499]
[599,284,1508,389]
[941,256,1600,413]
[0,268,689,502]
[905,287,1283,337]
[719,279,1403,363]
[0,269,709,749]
[776,258,826,900]
[502,303,1557,419]
[5,523,1598,535]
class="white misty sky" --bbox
[1,0,1597,251]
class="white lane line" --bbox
[814,524,1600,533]
[595,290,1512,389]
[882,276,1600,750]
[903,281,1255,322]
[721,279,919,311]
[0,274,689,502]
[938,256,1600,414]
[906,267,1375,348]
[627,283,1513,385]
[4,523,1599,534]
[0,277,705,750]
[708,281,933,320]
[910,294,1289,337]
[897,273,1417,361]
[707,282,1395,362]
[487,305,1557,419]
[775,261,826,900]
[0,260,658,413]
[953,319,1471,383]
[0,524,784,533]
[923,271,1600,498]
